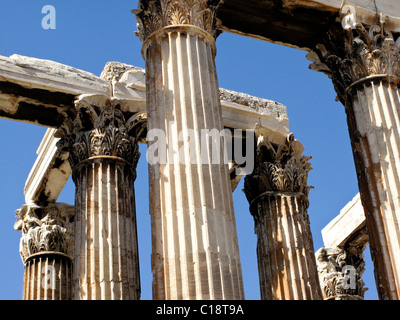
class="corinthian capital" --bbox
[56,95,145,174]
[14,203,75,262]
[243,133,312,204]
[316,246,368,300]
[134,0,223,42]
[311,9,400,102]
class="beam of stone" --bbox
[288,0,400,32]
[0,54,289,138]
[0,54,110,95]
[216,0,400,51]
[105,61,290,145]
[321,193,366,249]
[0,54,110,127]
[24,129,71,206]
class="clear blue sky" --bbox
[0,0,379,300]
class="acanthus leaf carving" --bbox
[313,12,400,103]
[56,95,143,175]
[243,133,313,204]
[134,0,223,42]
[316,245,368,300]
[14,203,75,262]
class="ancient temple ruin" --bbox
[2,0,400,300]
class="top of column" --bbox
[307,5,400,103]
[133,0,223,55]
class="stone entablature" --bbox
[321,193,366,249]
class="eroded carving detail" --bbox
[14,203,75,262]
[316,246,368,300]
[244,133,312,204]
[313,12,400,102]
[134,0,223,42]
[56,95,142,175]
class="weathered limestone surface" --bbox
[312,0,400,31]
[56,95,144,300]
[244,133,322,300]
[14,203,74,300]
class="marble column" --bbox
[311,11,400,299]
[134,0,244,299]
[56,94,142,300]
[244,134,322,300]
[14,203,74,300]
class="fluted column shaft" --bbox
[14,203,74,300]
[57,95,142,300]
[252,193,320,300]
[344,79,400,299]
[244,135,322,300]
[314,16,400,299]
[72,158,139,300]
[135,1,244,300]
[23,253,72,300]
